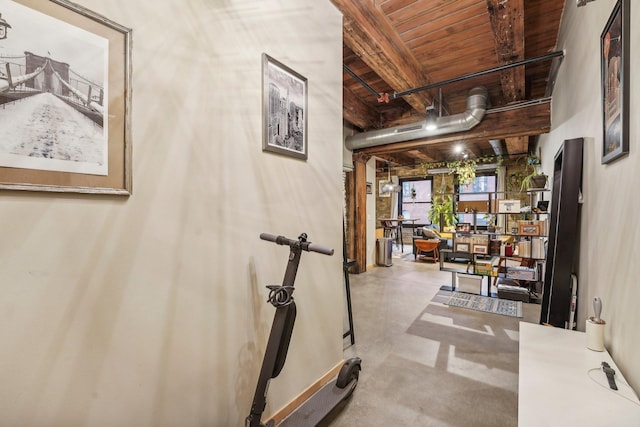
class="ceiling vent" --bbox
[345,86,488,151]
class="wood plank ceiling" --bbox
[330,0,565,168]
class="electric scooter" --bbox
[246,232,362,427]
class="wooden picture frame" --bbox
[455,242,470,253]
[366,182,373,194]
[456,222,471,233]
[473,244,488,255]
[0,0,132,194]
[601,0,629,164]
[518,223,541,236]
[262,53,307,160]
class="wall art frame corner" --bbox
[0,0,132,195]
[600,0,630,165]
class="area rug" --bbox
[446,291,523,318]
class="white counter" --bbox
[519,322,640,426]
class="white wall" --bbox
[366,157,377,267]
[0,1,344,426]
[538,0,640,391]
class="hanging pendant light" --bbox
[381,162,400,193]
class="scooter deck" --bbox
[277,378,358,427]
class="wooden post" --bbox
[352,152,370,273]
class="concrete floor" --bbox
[325,246,541,426]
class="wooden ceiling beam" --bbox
[407,149,436,163]
[374,153,411,167]
[486,0,526,102]
[356,100,550,156]
[504,136,529,156]
[462,145,482,159]
[331,0,437,116]
[343,86,381,130]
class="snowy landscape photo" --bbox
[0,0,108,176]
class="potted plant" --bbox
[520,154,548,190]
[429,193,457,231]
[484,213,497,233]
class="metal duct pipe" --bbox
[345,86,488,151]
[489,139,504,155]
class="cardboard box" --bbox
[474,261,493,275]
[457,273,482,294]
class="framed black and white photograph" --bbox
[0,0,132,194]
[262,53,307,160]
[455,242,470,253]
[601,0,629,164]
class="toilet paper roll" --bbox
[586,318,605,352]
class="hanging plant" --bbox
[448,159,477,185]
[419,154,502,177]
[410,186,417,199]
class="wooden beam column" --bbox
[486,0,526,102]
[352,152,370,273]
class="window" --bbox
[398,177,432,226]
[457,174,496,227]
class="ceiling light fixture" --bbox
[381,162,400,193]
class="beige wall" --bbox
[0,1,344,426]
[538,0,640,391]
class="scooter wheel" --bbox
[336,357,362,388]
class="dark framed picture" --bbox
[455,242,470,253]
[366,182,373,194]
[456,223,471,233]
[262,53,307,160]
[601,0,629,164]
[473,244,488,255]
[0,0,132,194]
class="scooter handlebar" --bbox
[260,233,334,256]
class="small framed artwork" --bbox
[366,182,373,194]
[473,244,488,255]
[455,242,470,253]
[0,0,132,194]
[518,223,541,236]
[456,223,471,233]
[262,53,307,160]
[378,180,391,197]
[498,199,521,214]
[601,0,629,164]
